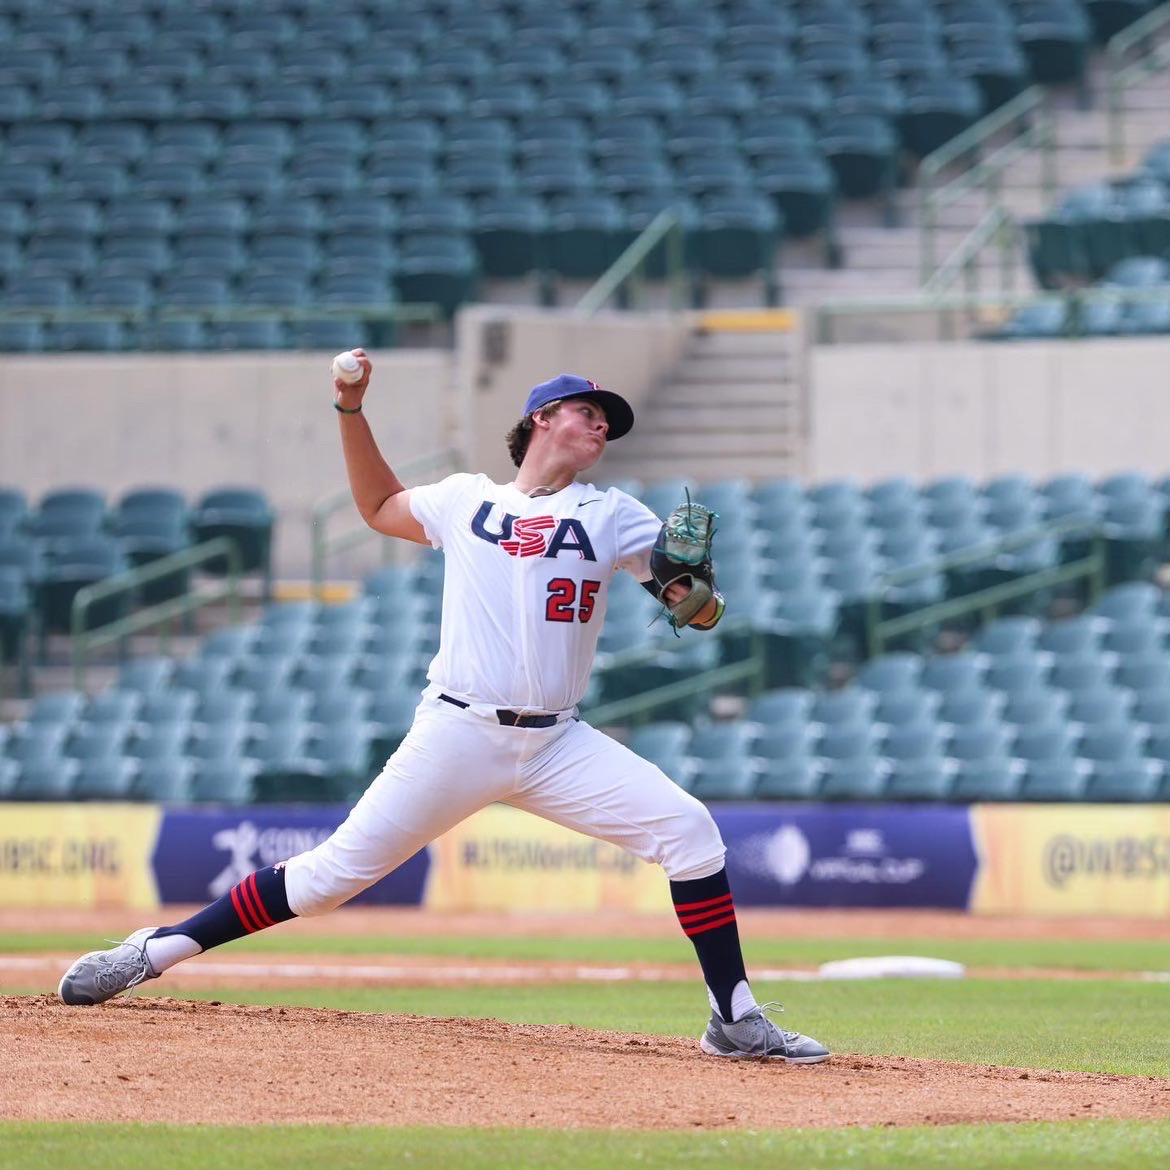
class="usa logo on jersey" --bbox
[470,502,597,560]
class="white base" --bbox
[817,956,967,980]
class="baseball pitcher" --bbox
[58,359,829,1064]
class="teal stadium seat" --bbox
[190,486,275,596]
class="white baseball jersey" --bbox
[409,472,663,712]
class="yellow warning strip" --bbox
[697,309,798,332]
[272,580,360,603]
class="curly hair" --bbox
[505,399,563,468]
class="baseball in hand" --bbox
[331,350,363,384]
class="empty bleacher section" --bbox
[2,0,1157,347]
[986,136,1170,337]
[3,469,1168,805]
[0,482,276,684]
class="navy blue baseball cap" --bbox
[522,374,634,441]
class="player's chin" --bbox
[577,446,604,471]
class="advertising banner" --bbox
[425,804,673,912]
[152,807,430,906]
[0,803,162,908]
[714,805,979,908]
[970,804,1170,917]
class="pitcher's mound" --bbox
[5,996,1170,1129]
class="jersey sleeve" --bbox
[408,472,476,549]
[613,490,665,582]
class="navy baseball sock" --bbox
[153,865,295,953]
[671,869,750,1024]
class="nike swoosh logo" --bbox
[577,499,601,508]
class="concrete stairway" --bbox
[599,322,806,484]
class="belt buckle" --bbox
[497,709,555,728]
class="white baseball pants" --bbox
[283,688,726,917]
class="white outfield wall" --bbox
[1,323,1166,578]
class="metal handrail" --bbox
[921,206,1019,300]
[1107,1,1170,163]
[582,627,766,727]
[575,207,687,316]
[309,446,465,597]
[70,537,242,691]
[917,87,1055,285]
[864,517,1106,656]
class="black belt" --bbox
[438,693,559,728]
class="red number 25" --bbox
[546,578,601,623]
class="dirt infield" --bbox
[2,908,1168,1130]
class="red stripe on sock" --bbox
[230,884,261,933]
[675,896,733,925]
[672,893,734,914]
[681,911,738,937]
[241,873,276,929]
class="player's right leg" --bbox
[59,696,506,1005]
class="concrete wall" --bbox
[0,349,452,578]
[808,337,1170,482]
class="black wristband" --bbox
[334,401,362,414]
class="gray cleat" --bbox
[57,927,160,1006]
[700,1003,831,1063]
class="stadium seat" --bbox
[1016,758,1087,801]
[688,757,759,801]
[0,570,31,687]
[744,687,816,729]
[394,234,480,319]
[1016,4,1091,89]
[989,682,1056,734]
[0,757,19,798]
[1076,723,1146,766]
[754,754,822,800]
[9,759,80,801]
[819,757,887,801]
[34,536,131,654]
[190,487,275,596]
[920,651,988,695]
[884,758,953,801]
[545,192,626,280]
[1011,722,1078,763]
[949,758,1021,802]
[818,113,900,206]
[72,757,138,800]
[689,192,782,289]
[1115,654,1170,693]
[189,758,260,804]
[1065,686,1132,729]
[899,75,983,158]
[1084,758,1163,802]
[855,652,925,694]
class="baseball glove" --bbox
[649,499,721,630]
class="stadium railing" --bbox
[70,536,242,691]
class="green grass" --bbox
[3,1119,1169,1170]
[5,930,1168,973]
